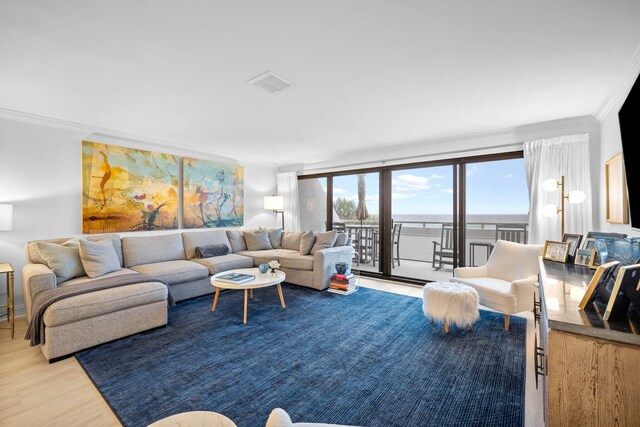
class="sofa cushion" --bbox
[36,241,85,283]
[123,234,185,267]
[182,230,232,260]
[43,281,169,327]
[26,234,124,267]
[191,254,254,275]
[299,231,316,256]
[59,268,138,287]
[261,227,283,249]
[243,229,273,251]
[311,230,337,254]
[279,253,314,271]
[129,260,209,285]
[282,231,304,251]
[226,230,247,252]
[236,249,298,265]
[334,232,348,247]
[79,238,121,278]
[449,277,516,312]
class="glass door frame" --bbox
[298,150,524,285]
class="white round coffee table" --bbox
[211,268,286,324]
[147,410,236,426]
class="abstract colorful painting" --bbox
[183,157,244,228]
[82,141,179,233]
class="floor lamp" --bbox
[264,196,284,230]
[542,176,585,237]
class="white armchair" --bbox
[451,239,544,331]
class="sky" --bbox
[330,158,529,216]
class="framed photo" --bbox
[575,248,595,267]
[604,263,640,321]
[579,261,620,310]
[582,237,596,250]
[562,233,583,258]
[605,153,629,224]
[543,240,570,263]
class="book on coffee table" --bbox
[215,272,256,284]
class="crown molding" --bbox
[291,115,599,173]
[595,45,640,121]
[0,108,279,167]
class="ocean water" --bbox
[393,214,529,224]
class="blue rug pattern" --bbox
[76,285,526,427]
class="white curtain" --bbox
[524,133,593,244]
[277,172,301,232]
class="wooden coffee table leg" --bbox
[243,289,248,324]
[276,284,286,308]
[211,287,220,312]
[250,288,253,299]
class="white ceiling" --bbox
[1,1,640,165]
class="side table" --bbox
[469,242,493,267]
[0,262,15,339]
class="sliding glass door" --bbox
[298,151,527,284]
[391,165,455,281]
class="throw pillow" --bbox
[195,243,230,258]
[36,241,86,283]
[261,227,283,249]
[311,230,338,254]
[244,229,273,251]
[299,231,317,256]
[282,231,304,251]
[226,230,247,252]
[334,232,348,247]
[78,239,121,278]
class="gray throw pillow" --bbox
[244,230,273,251]
[334,232,348,247]
[311,230,338,254]
[261,227,283,249]
[282,231,304,251]
[226,230,247,253]
[36,241,86,283]
[79,239,121,278]
[195,244,230,258]
[299,231,317,256]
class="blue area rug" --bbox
[76,285,526,427]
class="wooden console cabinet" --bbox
[536,258,640,426]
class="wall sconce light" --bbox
[264,195,284,229]
[542,176,585,236]
[0,204,13,231]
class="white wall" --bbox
[597,83,640,238]
[0,116,278,315]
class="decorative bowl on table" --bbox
[258,263,269,274]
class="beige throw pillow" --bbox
[79,239,122,278]
[282,231,304,251]
[36,241,86,283]
[299,231,317,256]
[226,230,247,252]
[311,230,338,254]
[243,229,273,251]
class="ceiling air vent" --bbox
[247,71,293,93]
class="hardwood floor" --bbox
[0,278,543,427]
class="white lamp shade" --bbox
[567,190,586,204]
[542,204,559,218]
[0,204,13,231]
[542,178,559,192]
[264,196,284,211]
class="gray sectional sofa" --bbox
[22,229,353,360]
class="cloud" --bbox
[333,187,350,195]
[466,165,481,176]
[430,174,444,179]
[504,174,514,179]
[393,174,431,191]
[442,188,454,194]
[392,193,416,200]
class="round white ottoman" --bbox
[147,411,237,427]
[422,281,479,333]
